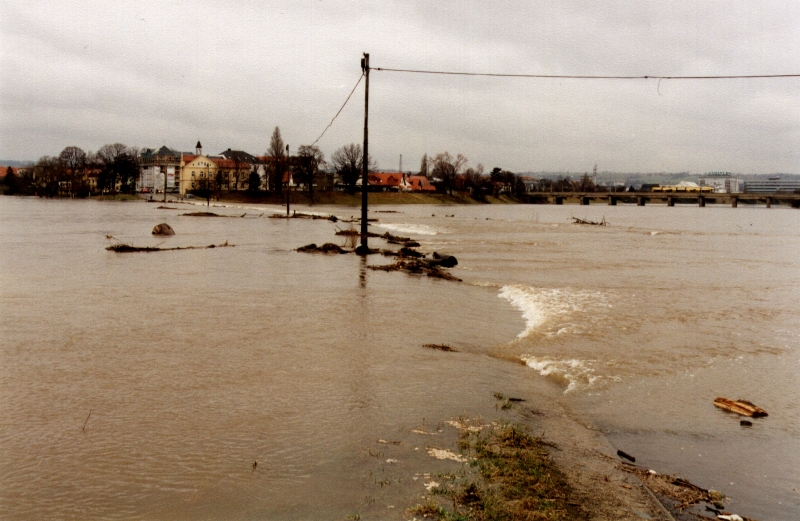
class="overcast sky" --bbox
[1,1,798,173]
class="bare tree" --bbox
[33,156,64,197]
[97,143,126,194]
[230,156,245,191]
[331,143,375,194]
[432,152,468,196]
[460,163,487,194]
[268,127,285,195]
[194,174,213,206]
[419,153,428,176]
[58,146,88,196]
[297,144,325,203]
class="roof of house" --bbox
[368,172,403,187]
[407,175,436,191]
[142,146,179,158]
[210,157,248,169]
[219,149,257,163]
[1,166,16,177]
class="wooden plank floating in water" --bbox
[713,397,768,418]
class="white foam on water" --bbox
[185,201,282,213]
[498,285,610,339]
[374,223,442,236]
[521,356,600,393]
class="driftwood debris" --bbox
[369,258,462,282]
[271,211,338,222]
[156,206,178,210]
[713,397,768,418]
[182,211,222,217]
[335,228,381,237]
[381,232,412,243]
[152,223,175,235]
[339,217,378,223]
[82,409,92,432]
[622,466,717,511]
[571,216,608,226]
[616,450,635,463]
[423,343,458,352]
[107,240,233,253]
[296,243,348,254]
[397,246,425,258]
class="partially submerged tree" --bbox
[33,156,64,197]
[194,175,213,206]
[459,163,489,195]
[248,170,262,192]
[432,152,468,196]
[58,146,88,196]
[97,143,139,195]
[296,144,325,203]
[331,143,375,194]
[2,166,20,195]
[268,127,285,195]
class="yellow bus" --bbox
[652,185,713,193]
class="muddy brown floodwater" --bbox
[1,197,798,520]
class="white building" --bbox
[698,172,741,193]
[744,177,800,193]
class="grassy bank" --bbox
[212,191,521,206]
[410,420,574,520]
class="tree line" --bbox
[2,127,542,199]
[1,144,139,197]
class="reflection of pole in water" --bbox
[359,255,367,288]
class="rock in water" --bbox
[152,223,175,235]
[429,252,458,267]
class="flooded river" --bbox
[1,197,798,520]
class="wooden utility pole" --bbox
[286,144,291,216]
[358,52,370,253]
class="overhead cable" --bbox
[372,67,800,80]
[311,73,364,147]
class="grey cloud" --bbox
[1,0,798,173]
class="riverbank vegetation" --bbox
[409,421,574,520]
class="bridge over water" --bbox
[523,192,800,208]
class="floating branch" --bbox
[571,216,608,226]
[270,211,338,222]
[423,343,458,352]
[369,258,461,282]
[82,409,92,432]
[107,240,234,253]
[296,243,349,254]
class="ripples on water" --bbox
[1,198,798,520]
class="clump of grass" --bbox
[409,422,572,521]
[409,500,469,521]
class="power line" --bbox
[372,67,800,80]
[311,73,364,147]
